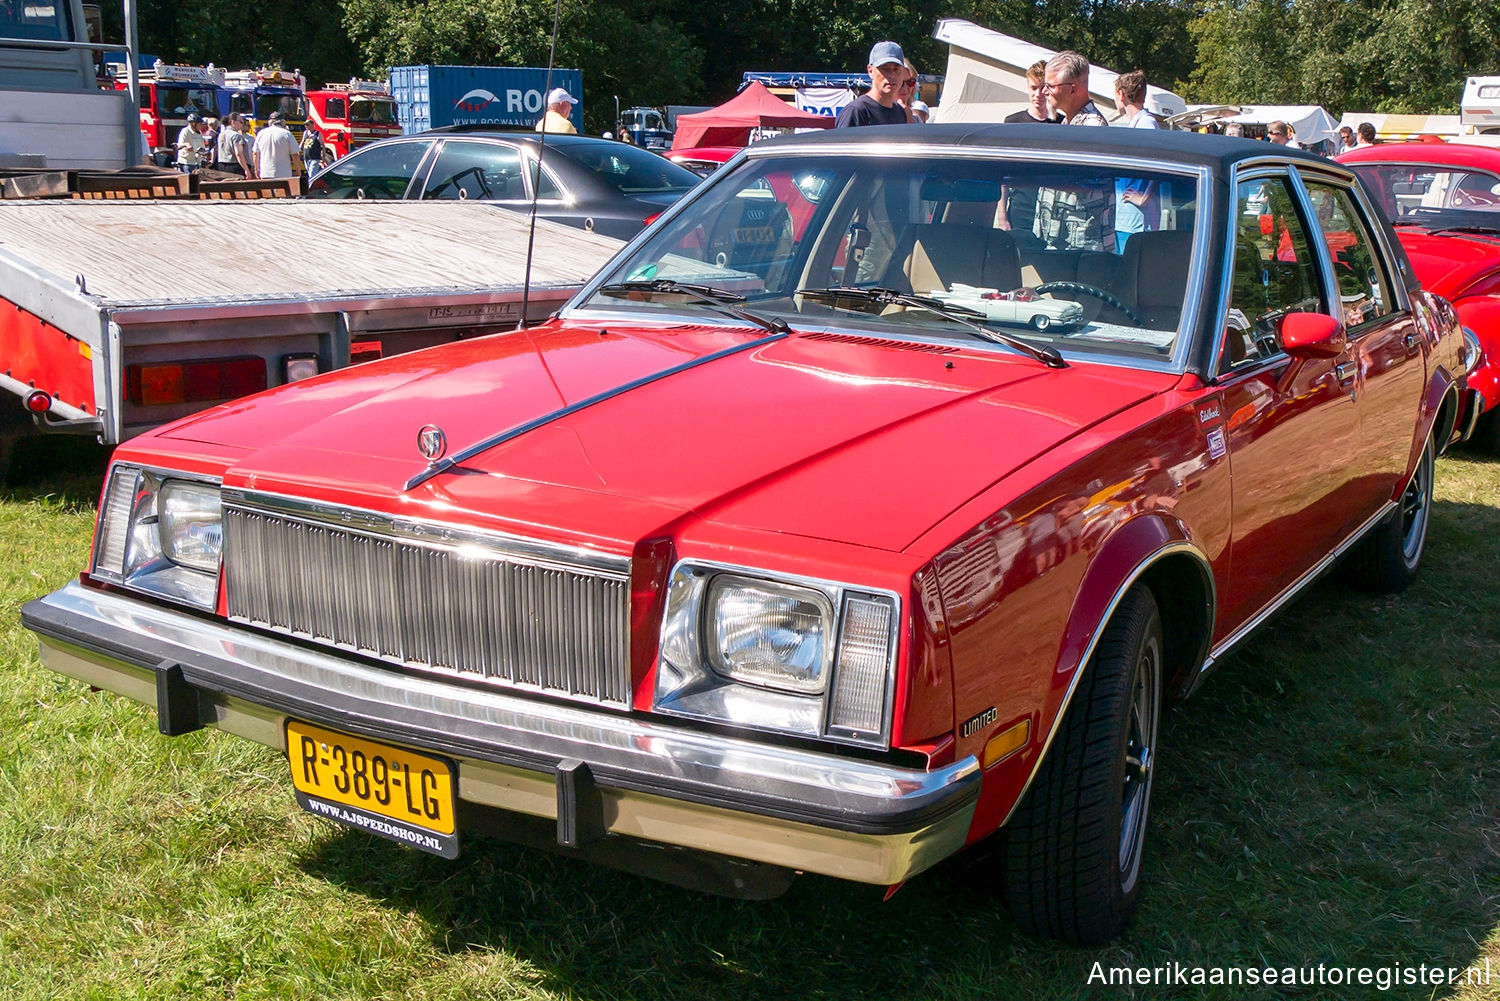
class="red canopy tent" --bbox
[670,81,835,150]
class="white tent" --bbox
[930,19,1187,124]
[1222,105,1340,146]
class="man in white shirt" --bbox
[253,111,296,179]
[535,88,579,135]
[175,112,207,173]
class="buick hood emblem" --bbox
[417,424,447,462]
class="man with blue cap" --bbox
[536,87,579,135]
[835,41,910,128]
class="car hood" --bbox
[1394,228,1500,297]
[159,322,1172,553]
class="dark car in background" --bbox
[305,130,701,240]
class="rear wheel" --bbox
[1001,586,1161,944]
[1347,438,1433,593]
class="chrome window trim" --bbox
[652,556,903,750]
[566,145,1213,375]
[1293,166,1413,327]
[520,147,571,205]
[220,488,629,577]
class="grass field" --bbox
[0,443,1496,1001]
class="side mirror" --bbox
[1280,312,1346,358]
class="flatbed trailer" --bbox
[0,199,622,443]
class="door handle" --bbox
[1335,361,1357,381]
[1403,332,1419,349]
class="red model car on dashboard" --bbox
[1340,141,1500,446]
[25,128,1472,945]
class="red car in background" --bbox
[1340,141,1500,446]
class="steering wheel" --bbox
[1036,281,1147,327]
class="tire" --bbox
[1000,586,1162,944]
[1031,314,1052,331]
[1347,438,1434,593]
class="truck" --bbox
[220,67,308,135]
[1461,76,1500,135]
[118,61,224,165]
[389,65,583,134]
[616,107,672,150]
[0,0,139,169]
[0,199,623,446]
[305,79,401,161]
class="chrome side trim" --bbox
[405,330,788,489]
[1191,499,1397,690]
[997,540,1215,828]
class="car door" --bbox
[419,139,533,207]
[1212,170,1366,630]
[304,139,436,199]
[1301,178,1426,503]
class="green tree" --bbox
[133,0,361,89]
[1186,0,1500,114]
[342,0,704,132]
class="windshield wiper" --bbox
[597,279,789,335]
[798,287,1067,369]
[1424,225,1500,238]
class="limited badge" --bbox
[961,706,999,739]
[417,424,447,462]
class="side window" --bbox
[1221,176,1323,372]
[326,98,346,120]
[525,156,562,199]
[421,141,525,201]
[1305,184,1397,329]
[306,140,432,199]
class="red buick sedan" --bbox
[1340,140,1500,446]
[25,127,1473,944]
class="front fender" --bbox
[1452,294,1500,411]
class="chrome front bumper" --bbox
[23,582,980,885]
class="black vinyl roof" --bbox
[754,122,1340,176]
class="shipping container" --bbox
[390,65,583,134]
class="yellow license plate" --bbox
[286,720,459,858]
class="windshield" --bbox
[352,97,397,124]
[2,0,70,41]
[553,143,699,196]
[624,109,666,131]
[256,93,307,119]
[156,85,218,118]
[1350,162,1500,229]
[580,151,1201,363]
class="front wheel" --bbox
[1031,313,1052,331]
[1000,586,1162,944]
[1346,438,1434,593]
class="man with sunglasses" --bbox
[835,41,910,128]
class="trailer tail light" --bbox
[281,353,320,383]
[350,339,383,364]
[24,390,52,413]
[125,357,267,406]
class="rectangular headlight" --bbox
[90,463,222,610]
[707,575,833,694]
[159,480,223,572]
[655,561,899,748]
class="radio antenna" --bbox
[519,0,564,331]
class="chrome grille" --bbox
[222,498,632,707]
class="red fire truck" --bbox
[119,61,224,166]
[305,79,400,161]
